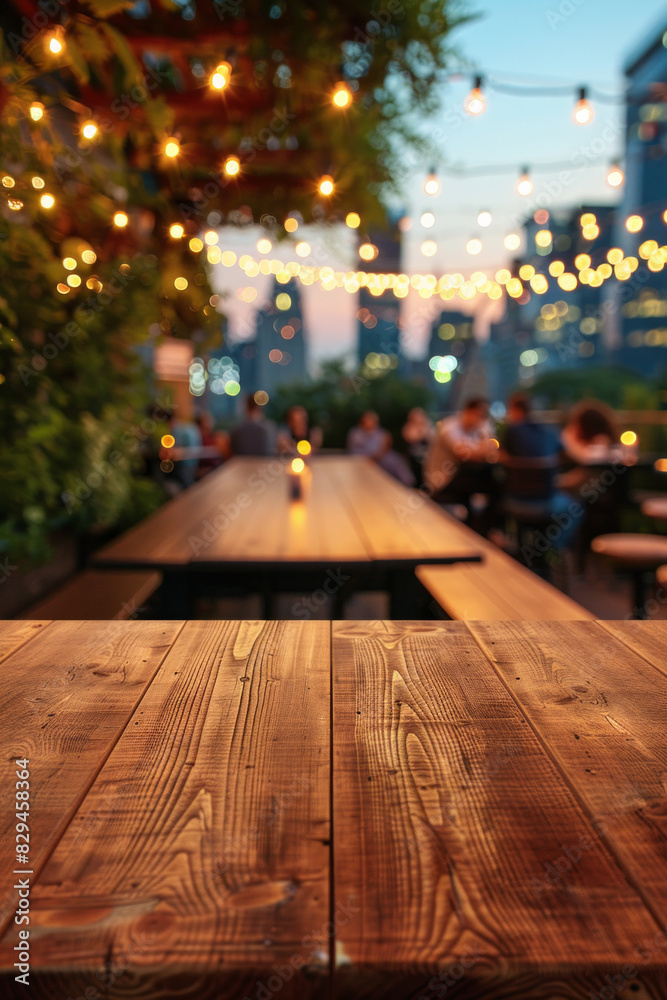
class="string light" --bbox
[606,162,624,187]
[573,87,594,125]
[516,168,533,196]
[504,233,521,251]
[318,174,334,196]
[477,210,492,227]
[466,239,482,255]
[210,62,231,90]
[169,223,185,238]
[464,76,486,116]
[332,82,351,108]
[424,170,440,196]
[47,33,63,55]
[29,102,44,122]
[40,193,55,209]
[113,210,128,227]
[625,214,643,233]
[81,120,98,140]
[345,212,361,228]
[420,212,435,228]
[285,217,299,232]
[224,155,240,176]
[164,137,180,158]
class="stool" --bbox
[591,534,667,618]
[641,496,667,522]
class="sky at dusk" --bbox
[213,0,667,368]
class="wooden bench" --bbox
[416,539,593,621]
[19,569,162,621]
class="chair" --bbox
[591,534,667,618]
[500,457,566,574]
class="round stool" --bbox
[641,496,667,522]
[591,533,667,618]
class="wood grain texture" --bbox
[0,619,50,664]
[467,621,667,933]
[0,621,184,938]
[0,621,330,1000]
[332,620,664,999]
[597,620,667,679]
[19,570,162,620]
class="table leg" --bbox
[159,573,192,619]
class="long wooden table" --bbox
[1,619,666,998]
[92,456,482,615]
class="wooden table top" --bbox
[1,619,666,999]
[93,456,480,569]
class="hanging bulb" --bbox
[464,76,486,116]
[606,161,624,188]
[477,210,492,227]
[47,32,63,55]
[164,137,180,158]
[318,174,334,196]
[573,87,594,125]
[424,169,440,196]
[224,155,240,176]
[29,102,45,122]
[332,82,351,108]
[81,120,98,140]
[210,62,231,90]
[516,168,533,196]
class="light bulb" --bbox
[333,83,351,108]
[464,76,486,116]
[224,155,240,176]
[345,212,361,228]
[29,102,44,122]
[318,175,334,196]
[573,87,594,125]
[81,120,98,140]
[164,138,180,158]
[169,223,185,238]
[211,63,231,90]
[424,170,440,196]
[477,210,492,227]
[606,162,624,188]
[48,34,63,54]
[40,193,55,209]
[113,211,129,227]
[516,169,533,196]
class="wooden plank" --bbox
[0,620,50,664]
[416,557,593,621]
[0,620,184,939]
[19,570,162,620]
[0,621,330,999]
[598,620,667,679]
[332,620,664,999]
[467,620,667,932]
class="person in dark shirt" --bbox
[230,394,277,456]
[502,392,561,499]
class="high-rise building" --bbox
[356,214,403,377]
[249,276,308,398]
[602,21,667,374]
[425,310,477,407]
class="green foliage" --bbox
[531,366,660,410]
[268,358,433,447]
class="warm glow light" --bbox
[210,63,231,90]
[291,458,305,474]
[204,230,219,245]
[82,120,98,140]
[31,176,44,189]
[421,240,438,257]
[626,215,643,233]
[224,155,240,176]
[535,229,552,248]
[295,241,311,257]
[161,434,175,448]
[575,253,591,270]
[318,175,334,196]
[466,239,482,255]
[113,211,128,227]
[424,171,440,196]
[477,210,492,228]
[464,77,486,116]
[81,250,96,264]
[516,170,533,196]
[254,390,269,406]
[63,257,77,270]
[48,34,63,54]
[504,233,521,251]
[333,83,351,108]
[607,163,624,188]
[174,276,188,290]
[359,243,378,261]
[66,274,81,287]
[164,138,180,158]
[40,193,55,209]
[257,238,272,254]
[573,88,594,125]
[549,260,565,276]
[297,440,312,456]
[169,223,185,239]
[285,217,298,232]
[607,247,623,264]
[2,176,14,188]
[345,212,361,228]
[519,264,535,280]
[620,430,637,446]
[582,224,600,240]
[29,102,44,122]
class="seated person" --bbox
[501,392,577,547]
[560,400,621,491]
[277,405,323,455]
[346,410,386,458]
[377,431,415,487]
[230,394,277,456]
[401,407,433,488]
